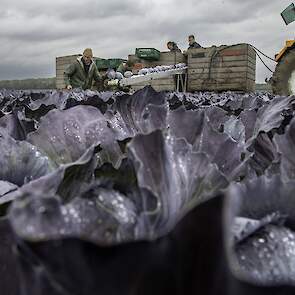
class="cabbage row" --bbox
[1,86,295,295]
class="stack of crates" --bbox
[95,58,126,70]
[95,58,110,70]
[187,44,256,92]
[135,48,161,61]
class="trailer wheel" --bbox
[272,49,295,96]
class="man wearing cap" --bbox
[64,48,101,90]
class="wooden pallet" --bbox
[187,44,256,92]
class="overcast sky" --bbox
[0,0,293,82]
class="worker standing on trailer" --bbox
[117,60,134,75]
[187,35,202,49]
[64,48,101,90]
[167,41,182,53]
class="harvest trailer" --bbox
[122,44,256,93]
[56,44,256,93]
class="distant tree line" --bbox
[0,77,272,93]
[0,78,56,90]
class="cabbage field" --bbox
[1,86,295,295]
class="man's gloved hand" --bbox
[66,85,73,90]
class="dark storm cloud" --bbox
[0,0,293,82]
[58,1,148,20]
[0,0,148,20]
[2,30,73,42]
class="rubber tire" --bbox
[272,48,295,96]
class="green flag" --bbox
[281,3,295,25]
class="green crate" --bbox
[135,48,161,61]
[281,3,295,25]
[108,58,127,69]
[95,58,110,70]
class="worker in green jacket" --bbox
[116,60,134,74]
[64,48,101,90]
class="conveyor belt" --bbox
[119,67,188,87]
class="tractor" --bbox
[271,3,295,95]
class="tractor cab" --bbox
[271,3,295,95]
